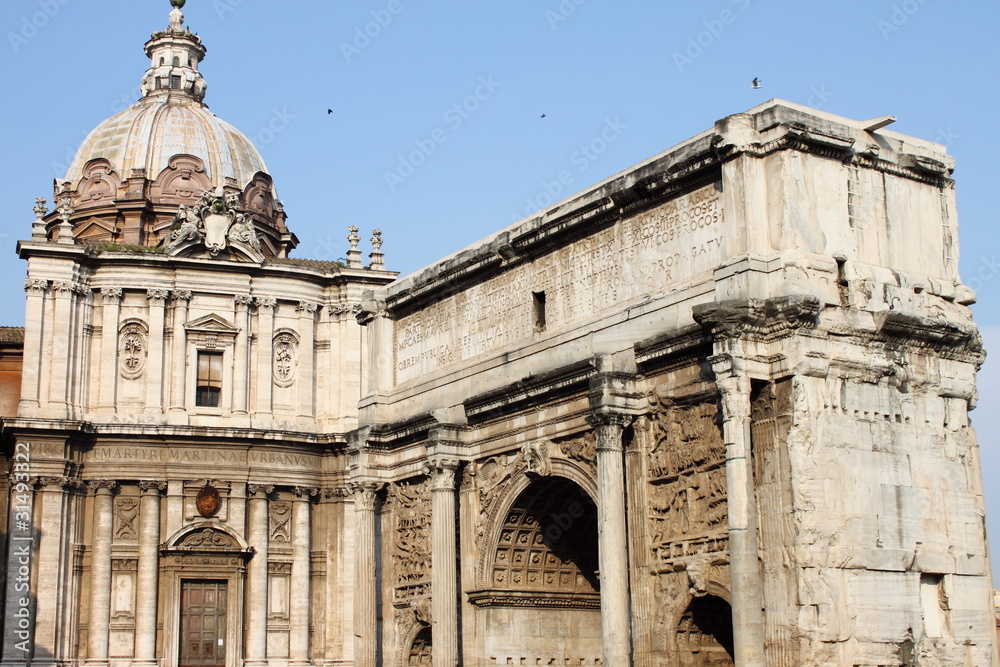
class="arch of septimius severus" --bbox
[0,2,995,666]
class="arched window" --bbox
[407,626,432,666]
[675,595,735,666]
[172,56,180,67]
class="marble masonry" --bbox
[0,3,996,667]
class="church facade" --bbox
[0,3,996,667]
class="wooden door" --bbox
[179,580,228,667]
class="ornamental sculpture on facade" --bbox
[161,186,263,260]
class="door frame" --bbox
[160,523,252,667]
[178,579,231,667]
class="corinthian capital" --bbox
[423,457,460,491]
[348,480,384,510]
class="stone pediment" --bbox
[161,522,252,556]
[185,313,239,335]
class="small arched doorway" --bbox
[474,475,602,663]
[675,594,735,666]
[406,625,432,666]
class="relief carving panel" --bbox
[391,478,432,605]
[113,497,139,541]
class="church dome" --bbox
[49,0,296,258]
[65,95,268,192]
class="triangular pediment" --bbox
[185,313,239,335]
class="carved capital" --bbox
[24,278,49,294]
[35,476,68,489]
[247,483,274,497]
[586,412,632,453]
[52,281,75,295]
[88,480,118,494]
[171,290,193,302]
[292,486,320,499]
[146,288,170,304]
[255,296,277,310]
[348,481,384,510]
[423,457,460,491]
[297,301,319,314]
[138,480,167,494]
[324,486,350,499]
[101,286,123,303]
[234,294,254,308]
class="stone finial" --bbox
[56,195,75,245]
[346,226,363,269]
[369,229,386,271]
[32,197,48,239]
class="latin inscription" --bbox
[395,183,725,384]
[86,447,321,469]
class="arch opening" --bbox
[675,595,735,666]
[406,626,432,666]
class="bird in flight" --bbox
[327,109,333,114]
[540,114,547,118]
[751,78,762,89]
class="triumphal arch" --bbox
[0,3,995,667]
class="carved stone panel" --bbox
[269,501,291,543]
[391,478,431,605]
[113,497,140,541]
[118,322,148,380]
[647,399,728,566]
[272,332,298,387]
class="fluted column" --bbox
[289,487,317,667]
[133,482,165,667]
[588,412,633,667]
[245,484,273,667]
[255,297,276,421]
[86,481,117,667]
[350,481,382,667]
[168,290,192,423]
[145,289,169,415]
[425,457,460,667]
[714,366,766,666]
[233,295,254,421]
[297,302,318,421]
[19,279,49,413]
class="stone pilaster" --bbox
[168,290,192,423]
[32,476,79,665]
[86,481,117,667]
[289,486,317,667]
[144,289,169,415]
[98,287,123,416]
[424,457,460,667]
[297,302,318,421]
[232,295,254,421]
[588,412,634,667]
[626,416,655,667]
[133,481,165,667]
[19,279,49,413]
[47,282,76,416]
[245,484,273,667]
[255,296,276,420]
[712,359,767,667]
[350,481,383,667]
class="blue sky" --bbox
[2,1,999,573]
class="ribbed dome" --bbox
[65,94,268,189]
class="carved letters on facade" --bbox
[647,398,728,566]
[269,501,291,542]
[118,322,148,380]
[113,497,140,540]
[272,332,298,387]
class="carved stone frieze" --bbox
[268,561,292,575]
[646,397,728,567]
[557,432,597,474]
[692,294,821,341]
[518,441,551,478]
[179,528,239,549]
[112,558,138,572]
[390,478,432,605]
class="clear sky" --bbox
[1,1,998,574]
